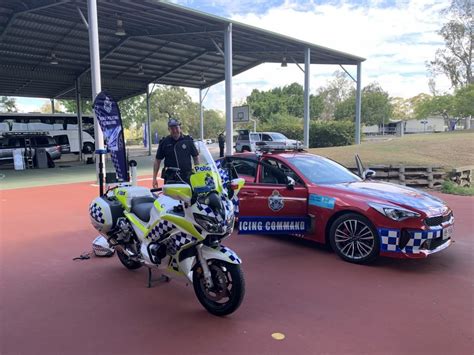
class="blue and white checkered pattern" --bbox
[219,195,234,213]
[147,220,175,241]
[173,232,197,249]
[196,203,225,222]
[89,203,105,224]
[216,160,230,186]
[403,229,443,253]
[169,256,180,272]
[380,229,400,252]
[231,194,239,215]
[215,159,240,215]
[213,246,242,264]
[379,228,445,254]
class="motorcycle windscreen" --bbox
[191,140,224,194]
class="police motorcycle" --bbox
[89,141,246,316]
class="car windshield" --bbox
[291,155,361,184]
[270,133,287,140]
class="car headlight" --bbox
[194,213,223,233]
[368,202,420,221]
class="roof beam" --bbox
[131,27,225,39]
[202,60,263,89]
[113,41,171,79]
[151,50,209,82]
[0,0,71,41]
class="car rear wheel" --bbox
[329,213,379,264]
[83,142,94,154]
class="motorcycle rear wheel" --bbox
[193,259,245,316]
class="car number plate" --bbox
[443,225,454,239]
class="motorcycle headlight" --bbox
[369,202,420,221]
[194,213,223,233]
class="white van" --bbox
[49,130,95,154]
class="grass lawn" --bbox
[309,130,474,169]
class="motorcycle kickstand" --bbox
[147,268,170,288]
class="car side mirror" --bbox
[287,176,296,190]
[162,184,192,203]
[363,169,376,180]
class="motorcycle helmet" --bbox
[92,236,115,257]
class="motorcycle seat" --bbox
[131,196,156,222]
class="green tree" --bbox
[391,97,414,120]
[246,83,324,122]
[453,83,474,117]
[59,99,93,115]
[0,96,17,112]
[317,71,354,120]
[118,95,147,129]
[413,94,455,119]
[428,0,473,88]
[334,83,393,126]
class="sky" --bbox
[14,0,452,113]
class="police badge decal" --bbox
[268,190,284,211]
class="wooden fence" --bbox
[450,165,473,187]
[349,165,446,188]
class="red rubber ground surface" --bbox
[1,182,473,354]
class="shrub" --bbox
[259,115,354,148]
[309,120,355,148]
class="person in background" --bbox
[153,118,199,187]
[218,132,225,158]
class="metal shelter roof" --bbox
[0,0,365,101]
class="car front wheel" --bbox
[329,213,379,264]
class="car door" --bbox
[237,157,310,235]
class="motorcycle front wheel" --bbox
[193,259,245,316]
[117,248,142,270]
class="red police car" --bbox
[218,149,454,264]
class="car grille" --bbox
[425,212,453,226]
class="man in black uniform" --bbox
[218,132,225,158]
[153,118,199,187]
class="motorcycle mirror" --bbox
[230,178,245,192]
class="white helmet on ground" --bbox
[92,236,115,257]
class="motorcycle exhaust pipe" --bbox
[113,244,135,257]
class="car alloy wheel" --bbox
[330,213,379,264]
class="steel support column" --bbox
[146,84,152,156]
[355,62,362,145]
[87,0,105,178]
[303,48,310,148]
[50,99,55,114]
[199,89,204,141]
[224,23,233,156]
[75,78,83,162]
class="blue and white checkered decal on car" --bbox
[379,229,400,252]
[147,220,175,241]
[213,246,241,264]
[379,228,446,254]
[89,203,105,224]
